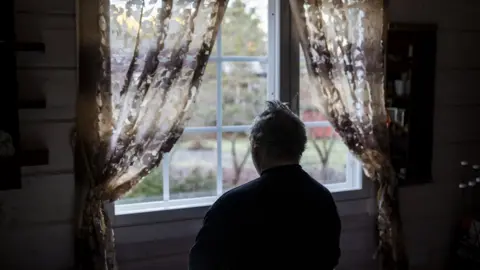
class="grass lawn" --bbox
[172,138,349,171]
[120,137,351,201]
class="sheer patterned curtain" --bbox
[74,0,229,269]
[289,0,408,269]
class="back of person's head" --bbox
[249,100,307,172]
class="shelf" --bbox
[0,41,45,52]
[20,149,49,167]
[18,99,47,109]
[0,149,49,190]
[19,107,75,123]
[387,22,437,187]
[0,156,21,190]
[15,42,45,52]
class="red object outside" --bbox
[302,109,337,139]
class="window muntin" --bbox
[298,45,362,193]
[113,0,362,215]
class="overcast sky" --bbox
[110,0,269,40]
[111,0,269,31]
[242,0,268,33]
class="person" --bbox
[188,100,341,270]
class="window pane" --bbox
[221,131,258,192]
[211,37,218,56]
[299,48,320,121]
[117,162,164,204]
[299,48,361,190]
[169,132,217,199]
[187,63,217,127]
[301,128,348,185]
[222,61,267,125]
[221,0,268,56]
[110,3,151,82]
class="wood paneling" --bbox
[16,29,76,68]
[15,0,75,14]
[17,69,76,108]
[0,222,74,269]
[120,253,189,270]
[19,122,74,175]
[115,219,203,245]
[1,0,479,269]
[431,142,480,184]
[435,70,480,106]
[389,0,480,31]
[436,31,480,69]
[433,105,480,143]
[0,173,75,224]
[116,214,377,269]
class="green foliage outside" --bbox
[123,136,349,201]
[112,0,350,202]
[125,166,216,199]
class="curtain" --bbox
[289,0,408,269]
[74,0,229,269]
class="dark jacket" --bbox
[189,164,341,270]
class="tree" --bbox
[174,0,268,187]
[299,54,338,182]
[179,0,268,186]
[191,0,268,127]
[109,0,267,126]
[123,144,217,199]
[228,132,252,186]
[310,131,336,181]
[220,0,267,187]
[221,0,267,56]
[112,0,268,196]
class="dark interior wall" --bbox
[390,0,480,269]
[0,0,479,269]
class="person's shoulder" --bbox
[207,176,262,215]
[301,170,335,198]
[219,176,262,202]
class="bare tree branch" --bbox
[231,132,239,172]
[311,137,325,163]
[230,130,252,186]
[310,129,336,169]
[239,146,251,171]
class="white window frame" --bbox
[103,0,372,225]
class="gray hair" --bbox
[249,100,307,161]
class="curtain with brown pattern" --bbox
[289,0,408,269]
[74,0,229,269]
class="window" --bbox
[114,0,363,216]
[298,48,363,193]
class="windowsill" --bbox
[111,175,374,246]
[112,180,373,229]
[113,157,371,228]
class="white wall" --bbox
[0,0,479,269]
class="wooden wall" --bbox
[0,0,479,269]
